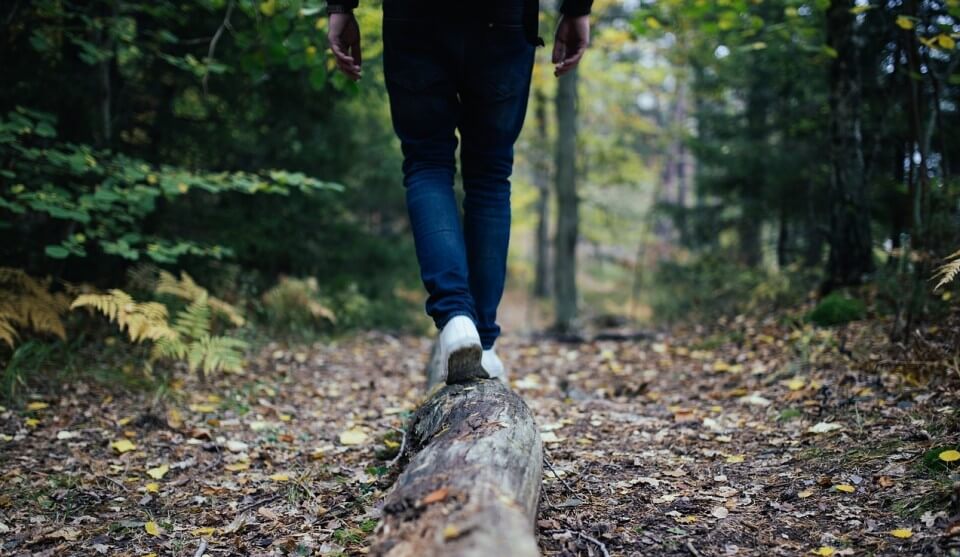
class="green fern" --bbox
[933,249,960,292]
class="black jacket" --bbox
[327,0,594,45]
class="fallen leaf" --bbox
[726,455,745,464]
[225,440,248,453]
[808,422,843,434]
[422,487,449,505]
[712,506,729,519]
[189,403,217,413]
[225,462,250,472]
[56,430,80,440]
[111,439,137,454]
[834,484,855,493]
[442,524,461,540]
[269,472,290,482]
[192,526,216,536]
[890,528,913,539]
[146,464,169,480]
[787,378,806,391]
[811,547,835,557]
[939,449,960,462]
[27,402,49,411]
[339,428,369,446]
[798,489,814,498]
[144,521,161,536]
[25,418,40,427]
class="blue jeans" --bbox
[383,0,535,349]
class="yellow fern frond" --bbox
[156,271,244,327]
[933,249,960,291]
[0,267,70,345]
[72,290,172,343]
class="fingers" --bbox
[552,39,566,65]
[330,41,362,81]
[554,43,585,76]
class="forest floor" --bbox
[2,313,960,556]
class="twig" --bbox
[193,538,208,557]
[544,529,610,557]
[543,453,578,497]
[387,426,408,468]
[98,474,131,493]
[237,492,282,514]
[203,0,235,95]
[686,540,702,557]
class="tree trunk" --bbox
[372,380,543,557]
[553,69,579,332]
[533,87,551,299]
[824,0,873,289]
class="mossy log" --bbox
[372,379,543,557]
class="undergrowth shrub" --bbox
[0,268,72,348]
[261,277,336,334]
[808,292,866,326]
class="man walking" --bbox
[327,0,592,384]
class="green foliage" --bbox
[807,293,866,327]
[72,271,247,379]
[0,108,340,267]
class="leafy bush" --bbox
[0,108,341,269]
[807,293,866,327]
[72,271,247,380]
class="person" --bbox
[326,0,592,384]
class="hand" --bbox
[552,14,590,77]
[328,12,362,81]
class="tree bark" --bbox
[824,0,874,289]
[372,380,543,557]
[533,87,551,299]
[553,68,579,332]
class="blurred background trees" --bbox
[1,0,959,395]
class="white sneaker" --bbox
[481,348,507,382]
[439,315,485,384]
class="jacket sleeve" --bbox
[326,0,359,11]
[559,0,593,16]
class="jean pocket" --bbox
[383,20,450,94]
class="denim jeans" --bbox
[383,0,535,349]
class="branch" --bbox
[203,0,235,95]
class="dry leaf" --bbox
[339,428,369,446]
[225,462,250,472]
[939,449,960,462]
[711,506,729,519]
[111,439,137,454]
[834,484,855,493]
[27,402,49,411]
[146,464,169,480]
[269,472,290,482]
[890,528,913,539]
[726,455,745,464]
[145,482,160,493]
[811,547,835,557]
[422,487,449,505]
[808,422,843,434]
[144,521,161,536]
[192,526,216,536]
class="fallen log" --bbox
[372,378,543,557]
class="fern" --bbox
[933,249,960,291]
[74,276,246,379]
[156,270,244,326]
[0,268,70,348]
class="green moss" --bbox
[808,293,866,326]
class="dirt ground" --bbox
[2,315,960,556]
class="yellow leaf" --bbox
[189,403,216,413]
[645,17,662,30]
[896,16,915,30]
[143,554,157,557]
[25,418,40,427]
[111,439,137,454]
[339,428,369,446]
[890,528,913,539]
[144,521,161,536]
[27,402,49,411]
[442,524,461,539]
[146,464,169,480]
[787,378,806,391]
[726,454,745,464]
[939,449,960,462]
[225,462,250,472]
[798,489,814,498]
[145,482,160,493]
[269,472,290,482]
[834,484,855,493]
[192,526,216,536]
[117,416,134,426]
[384,438,400,449]
[849,4,873,14]
[712,360,731,372]
[260,0,276,16]
[937,34,956,50]
[812,547,835,557]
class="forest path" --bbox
[2,322,957,556]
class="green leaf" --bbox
[45,245,71,259]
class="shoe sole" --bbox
[446,345,487,384]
